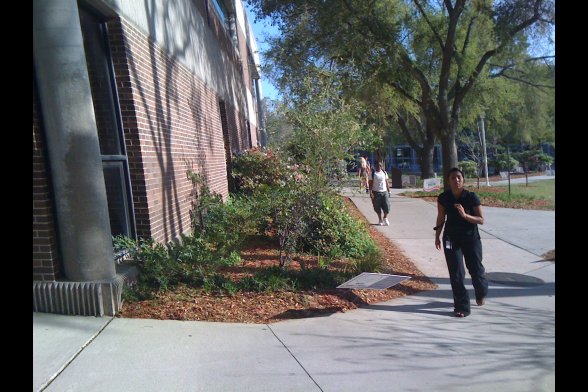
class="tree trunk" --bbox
[440,132,458,188]
[419,141,435,179]
[395,112,436,179]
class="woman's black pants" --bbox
[443,237,488,314]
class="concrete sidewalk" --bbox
[34,185,555,392]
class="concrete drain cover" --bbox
[487,272,544,287]
[337,272,411,290]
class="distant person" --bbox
[369,161,391,225]
[434,167,488,318]
[358,156,370,193]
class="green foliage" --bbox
[263,98,295,149]
[249,0,554,182]
[514,149,553,171]
[281,72,380,189]
[351,245,384,274]
[235,266,292,292]
[233,143,380,268]
[231,147,292,194]
[490,61,555,145]
[187,168,255,260]
[458,160,479,179]
[117,149,385,298]
[300,193,377,260]
[201,274,239,295]
[198,196,256,259]
[255,179,320,268]
[113,236,180,295]
[236,266,352,293]
[113,185,257,297]
[291,268,342,290]
[490,153,519,172]
[186,169,220,234]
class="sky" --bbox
[244,3,280,101]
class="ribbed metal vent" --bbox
[33,281,105,316]
[33,268,134,317]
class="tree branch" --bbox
[388,80,422,106]
[397,111,423,154]
[493,73,555,89]
[439,0,465,129]
[456,0,546,109]
[413,0,445,50]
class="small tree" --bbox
[491,152,519,173]
[515,149,553,172]
[457,128,484,181]
[458,160,479,179]
[282,72,380,190]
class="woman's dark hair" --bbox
[447,167,464,178]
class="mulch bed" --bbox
[117,197,438,324]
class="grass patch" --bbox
[474,179,554,210]
[503,179,554,205]
[402,179,554,210]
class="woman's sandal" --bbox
[454,311,470,318]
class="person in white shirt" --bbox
[368,161,391,225]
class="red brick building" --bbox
[33,0,265,315]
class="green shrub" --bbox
[351,245,384,274]
[490,153,519,172]
[199,195,256,259]
[201,274,238,295]
[113,236,180,294]
[245,266,293,291]
[300,193,377,260]
[458,160,479,178]
[231,147,292,193]
[292,268,340,290]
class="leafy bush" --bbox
[231,147,293,193]
[458,160,479,178]
[351,245,384,274]
[292,268,340,290]
[514,149,554,171]
[113,236,181,296]
[490,153,519,172]
[117,149,384,298]
[198,195,256,259]
[240,266,293,292]
[300,193,377,260]
[237,266,352,292]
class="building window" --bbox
[211,0,228,25]
[79,5,135,240]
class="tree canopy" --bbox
[249,0,555,180]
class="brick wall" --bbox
[108,17,252,244]
[32,78,62,281]
[32,5,257,282]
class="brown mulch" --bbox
[117,197,438,324]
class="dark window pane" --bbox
[79,8,121,155]
[103,162,131,238]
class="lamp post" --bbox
[479,113,490,186]
[506,144,511,195]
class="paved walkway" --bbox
[34,181,555,392]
